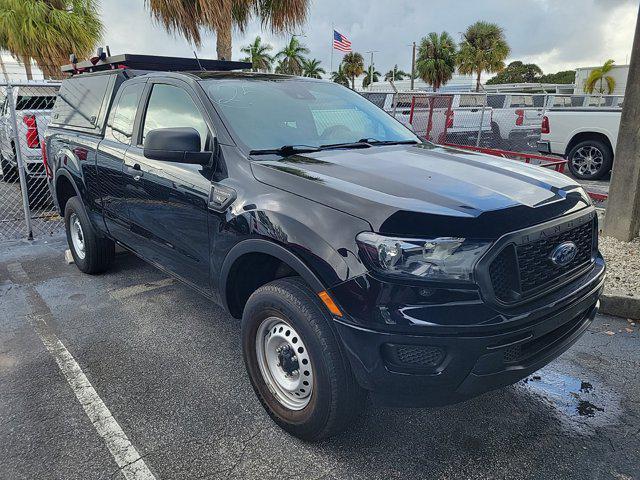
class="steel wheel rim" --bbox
[573,146,603,176]
[70,213,86,259]
[255,316,314,410]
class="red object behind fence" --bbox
[442,143,568,173]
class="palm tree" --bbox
[362,65,381,88]
[0,0,102,79]
[240,36,273,72]
[417,31,457,92]
[274,59,287,74]
[146,0,310,61]
[274,37,309,75]
[301,58,325,78]
[584,59,616,94]
[342,52,365,89]
[331,64,349,87]
[457,21,510,92]
[384,65,408,82]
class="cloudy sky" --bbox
[95,0,639,76]
[2,0,635,80]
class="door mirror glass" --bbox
[143,127,211,164]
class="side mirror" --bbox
[143,127,211,164]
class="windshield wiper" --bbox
[249,145,321,156]
[357,138,420,146]
[319,141,373,150]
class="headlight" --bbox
[356,232,491,282]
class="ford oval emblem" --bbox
[550,241,578,267]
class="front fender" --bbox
[213,200,371,295]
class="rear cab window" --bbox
[16,95,57,110]
[457,95,485,108]
[51,73,118,132]
[508,95,534,108]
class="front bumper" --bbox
[329,257,605,407]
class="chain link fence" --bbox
[0,81,62,242]
[360,91,624,153]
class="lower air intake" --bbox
[383,343,445,370]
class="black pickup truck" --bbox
[45,54,605,441]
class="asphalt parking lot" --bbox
[1,236,638,480]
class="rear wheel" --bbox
[242,277,366,441]
[0,154,17,182]
[567,139,612,180]
[64,196,115,274]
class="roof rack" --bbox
[61,53,251,75]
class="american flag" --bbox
[333,30,352,52]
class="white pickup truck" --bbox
[0,85,59,183]
[537,108,621,180]
[487,94,544,151]
[360,92,493,145]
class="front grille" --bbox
[489,217,595,304]
[382,344,445,370]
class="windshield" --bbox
[202,78,418,152]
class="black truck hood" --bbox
[250,143,591,238]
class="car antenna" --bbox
[193,51,205,71]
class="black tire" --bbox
[64,196,115,274]
[242,277,366,441]
[490,122,506,149]
[567,139,613,180]
[0,154,17,182]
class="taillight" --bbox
[41,140,52,179]
[446,110,454,129]
[541,115,550,134]
[23,115,40,148]
[515,109,524,126]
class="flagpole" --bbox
[330,24,334,74]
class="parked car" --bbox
[537,107,621,179]
[0,84,58,182]
[360,92,493,145]
[46,54,605,441]
[487,94,544,151]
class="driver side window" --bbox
[141,84,210,151]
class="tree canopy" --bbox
[457,21,510,91]
[416,31,457,91]
[486,61,543,84]
[146,0,310,60]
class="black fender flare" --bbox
[219,238,326,313]
[53,168,82,210]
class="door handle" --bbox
[124,163,143,180]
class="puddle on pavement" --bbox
[518,368,621,434]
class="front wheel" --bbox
[567,139,612,180]
[242,277,366,441]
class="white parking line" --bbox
[25,289,157,480]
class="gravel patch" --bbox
[599,235,640,298]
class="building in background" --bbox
[574,64,629,95]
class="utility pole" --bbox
[604,6,640,241]
[365,50,379,89]
[410,42,416,90]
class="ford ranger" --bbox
[45,54,605,441]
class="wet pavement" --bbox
[0,236,638,480]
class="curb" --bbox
[600,293,640,320]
